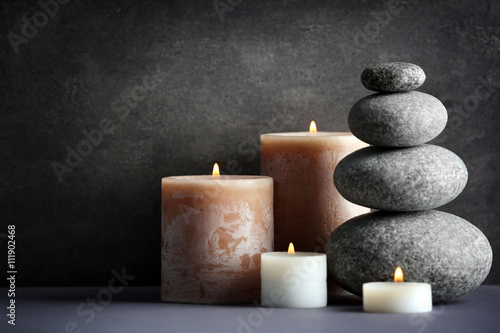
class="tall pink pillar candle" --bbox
[260,130,369,294]
[161,175,273,304]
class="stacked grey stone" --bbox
[326,62,492,301]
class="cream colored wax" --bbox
[261,252,327,308]
[161,175,273,304]
[260,132,369,294]
[363,282,432,313]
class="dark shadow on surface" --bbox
[16,287,164,304]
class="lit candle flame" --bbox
[212,163,220,177]
[287,242,295,254]
[309,120,317,134]
[394,266,403,282]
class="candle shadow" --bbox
[432,298,468,307]
[327,295,364,312]
[326,295,469,312]
[19,287,165,304]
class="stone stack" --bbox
[325,62,492,301]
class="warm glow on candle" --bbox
[212,163,220,177]
[309,121,317,133]
[363,265,432,313]
[288,242,295,254]
[394,266,403,282]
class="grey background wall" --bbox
[1,0,499,287]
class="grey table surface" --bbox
[3,285,500,333]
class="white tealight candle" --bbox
[261,243,327,308]
[363,267,432,313]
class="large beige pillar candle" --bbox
[260,126,369,294]
[161,170,273,304]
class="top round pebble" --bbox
[361,62,426,92]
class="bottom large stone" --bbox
[325,210,492,301]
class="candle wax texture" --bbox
[363,282,432,313]
[261,132,368,295]
[261,252,327,308]
[260,132,369,253]
[161,175,273,304]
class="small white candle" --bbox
[363,267,432,313]
[261,243,327,308]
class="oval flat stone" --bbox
[325,210,493,301]
[349,91,448,147]
[361,62,426,92]
[334,145,468,211]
